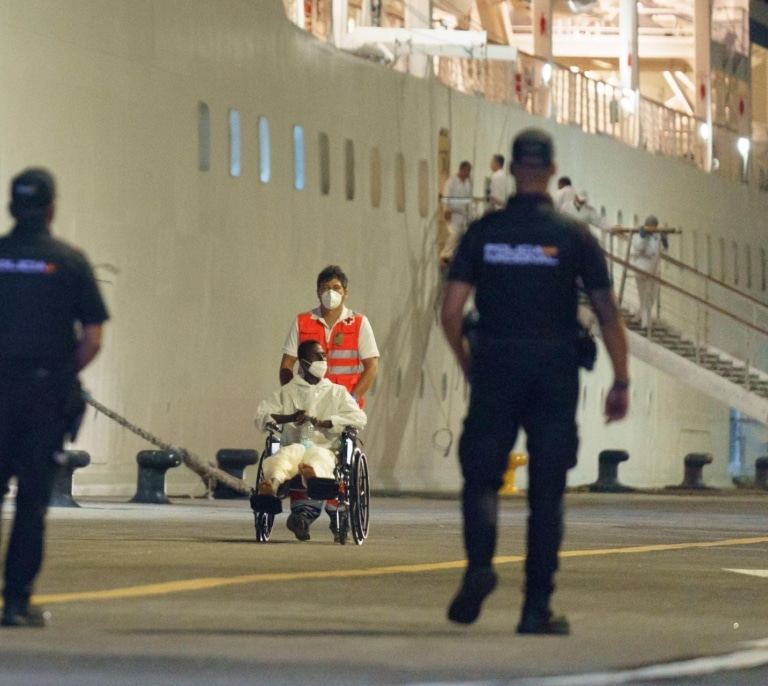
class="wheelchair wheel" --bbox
[336,509,350,545]
[351,451,370,545]
[255,512,275,543]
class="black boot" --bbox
[517,595,569,635]
[1,597,47,628]
[447,567,498,625]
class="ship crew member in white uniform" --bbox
[440,161,473,266]
[486,154,509,213]
[551,176,575,211]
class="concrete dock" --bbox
[2,492,768,685]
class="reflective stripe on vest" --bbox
[296,312,364,394]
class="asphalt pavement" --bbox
[2,491,768,685]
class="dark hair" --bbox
[316,265,348,290]
[493,154,505,167]
[459,160,472,172]
[298,339,321,362]
[557,176,572,188]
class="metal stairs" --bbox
[620,309,768,424]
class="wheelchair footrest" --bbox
[306,477,339,500]
[249,493,283,515]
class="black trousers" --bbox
[0,371,70,606]
[458,336,579,601]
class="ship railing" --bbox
[284,2,756,189]
[604,228,768,383]
[431,50,752,188]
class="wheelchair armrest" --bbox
[341,426,364,450]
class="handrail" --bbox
[606,226,768,317]
[659,252,768,315]
[608,252,768,339]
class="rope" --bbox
[84,394,252,496]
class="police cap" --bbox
[10,168,55,211]
[512,128,554,167]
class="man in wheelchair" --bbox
[254,339,366,541]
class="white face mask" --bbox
[303,360,327,379]
[320,289,343,310]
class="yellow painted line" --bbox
[32,536,768,606]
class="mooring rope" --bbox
[84,394,252,496]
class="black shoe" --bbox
[516,609,570,635]
[1,603,47,628]
[286,513,311,541]
[447,568,498,625]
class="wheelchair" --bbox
[248,423,370,545]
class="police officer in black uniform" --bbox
[441,129,629,634]
[0,168,109,627]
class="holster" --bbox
[577,327,598,371]
[62,377,86,441]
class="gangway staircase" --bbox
[599,231,768,426]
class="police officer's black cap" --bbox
[10,168,55,211]
[512,128,554,167]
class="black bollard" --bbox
[755,457,768,490]
[589,450,633,493]
[213,449,259,499]
[50,450,91,508]
[668,452,714,490]
[129,450,181,504]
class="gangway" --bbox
[596,231,768,425]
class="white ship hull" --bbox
[1,0,764,495]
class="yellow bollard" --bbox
[499,452,528,495]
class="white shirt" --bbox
[630,232,665,274]
[489,168,509,210]
[254,375,367,449]
[282,306,379,360]
[442,175,473,228]
[562,201,612,233]
[552,185,576,211]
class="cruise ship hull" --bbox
[1,0,764,496]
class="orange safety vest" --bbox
[297,311,364,406]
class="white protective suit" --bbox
[254,375,366,489]
[630,231,665,329]
[561,193,612,236]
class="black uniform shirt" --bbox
[448,193,610,340]
[0,219,109,366]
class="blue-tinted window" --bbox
[229,109,241,177]
[259,117,270,183]
[293,125,305,190]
